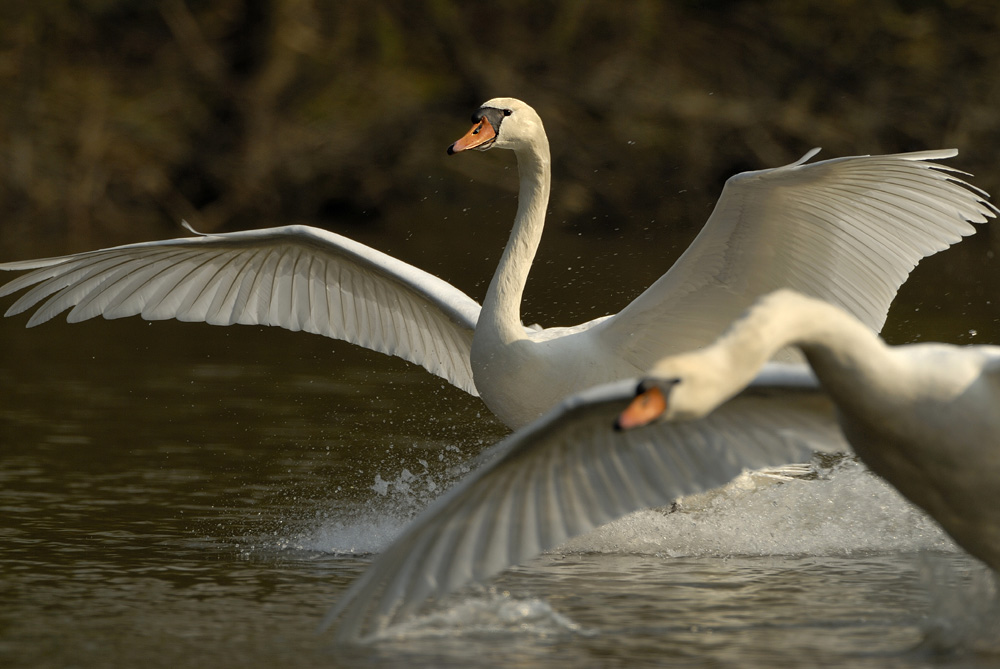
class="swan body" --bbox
[323,290,1000,641]
[0,98,996,427]
[627,289,1000,572]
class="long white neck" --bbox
[478,133,552,345]
[661,291,901,417]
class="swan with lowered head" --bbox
[322,289,1000,641]
[0,98,996,428]
[621,289,1000,570]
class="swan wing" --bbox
[597,149,997,364]
[323,363,845,641]
[0,225,482,394]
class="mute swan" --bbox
[621,289,1000,569]
[0,98,996,428]
[322,289,1000,642]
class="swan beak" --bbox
[615,386,667,431]
[448,119,497,154]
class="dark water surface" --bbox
[2,212,1000,667]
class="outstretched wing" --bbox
[596,149,997,365]
[0,225,482,394]
[323,364,846,641]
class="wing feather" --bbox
[0,225,482,394]
[323,364,846,641]
[595,150,997,368]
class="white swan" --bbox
[622,289,1000,569]
[0,98,995,427]
[322,289,1000,642]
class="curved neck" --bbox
[479,135,551,344]
[669,291,900,413]
[735,292,899,394]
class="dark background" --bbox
[2,0,999,340]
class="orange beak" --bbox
[615,386,667,431]
[448,118,498,154]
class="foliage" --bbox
[1,0,998,246]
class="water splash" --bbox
[285,441,479,555]
[284,453,956,562]
[366,591,590,642]
[560,457,956,557]
[291,513,409,556]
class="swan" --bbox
[321,289,1000,642]
[621,289,1000,569]
[0,98,995,428]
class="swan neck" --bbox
[715,293,897,398]
[481,136,551,342]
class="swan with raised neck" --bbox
[2,98,997,431]
[451,97,585,425]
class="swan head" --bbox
[448,98,544,154]
[615,350,731,430]
[614,378,681,431]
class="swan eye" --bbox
[503,109,512,116]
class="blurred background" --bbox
[1,0,999,336]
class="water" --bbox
[2,223,1000,667]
